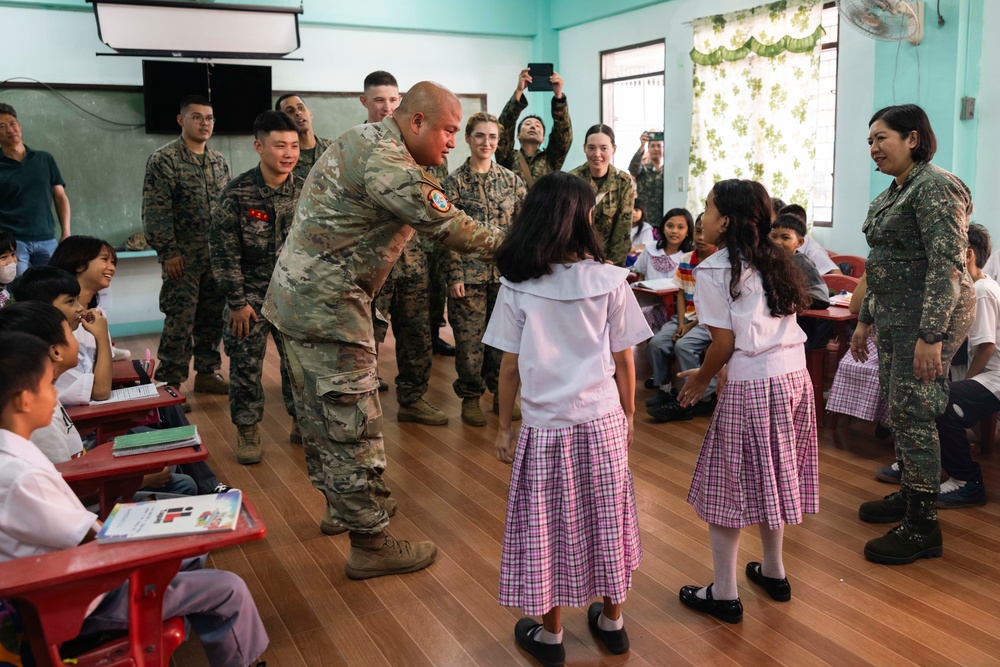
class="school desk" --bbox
[111,359,140,386]
[66,386,186,443]
[0,497,266,667]
[57,439,209,520]
[632,284,678,320]
[801,305,858,427]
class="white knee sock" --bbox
[700,523,740,600]
[758,523,785,579]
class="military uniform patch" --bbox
[248,209,269,222]
[428,189,451,213]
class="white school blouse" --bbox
[693,248,806,381]
[55,314,111,406]
[30,398,84,463]
[483,260,652,429]
[968,276,1000,399]
[0,429,98,561]
[632,246,685,282]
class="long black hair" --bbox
[49,235,117,308]
[711,179,809,317]
[495,171,605,282]
[631,198,648,243]
[656,207,694,253]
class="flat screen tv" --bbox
[142,60,272,135]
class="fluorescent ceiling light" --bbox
[87,0,302,59]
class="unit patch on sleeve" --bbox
[427,189,452,213]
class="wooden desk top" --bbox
[111,360,139,385]
[57,440,208,484]
[632,285,679,296]
[0,497,265,597]
[802,305,858,321]
[65,386,184,423]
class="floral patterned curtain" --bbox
[686,0,825,219]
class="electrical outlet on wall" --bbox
[961,97,976,120]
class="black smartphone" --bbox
[649,131,664,142]
[527,63,554,91]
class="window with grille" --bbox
[600,40,665,172]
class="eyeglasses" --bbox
[183,114,216,124]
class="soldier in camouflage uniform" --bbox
[142,95,232,395]
[262,82,503,579]
[275,93,333,182]
[568,125,635,266]
[210,111,301,466]
[496,67,572,189]
[629,130,665,226]
[852,105,974,565]
[442,113,526,426]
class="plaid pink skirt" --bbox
[827,334,890,424]
[688,368,819,530]
[499,407,642,615]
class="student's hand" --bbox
[164,256,185,280]
[551,72,564,98]
[142,467,172,489]
[516,68,532,94]
[495,426,516,464]
[851,322,872,362]
[676,368,710,408]
[449,282,466,299]
[716,365,728,396]
[625,414,635,448]
[81,309,109,336]
[229,305,258,340]
[913,339,944,383]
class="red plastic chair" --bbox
[830,254,866,277]
[823,274,860,295]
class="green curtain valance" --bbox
[690,24,825,66]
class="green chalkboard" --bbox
[0,86,485,247]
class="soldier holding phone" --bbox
[496,66,573,189]
[629,130,665,225]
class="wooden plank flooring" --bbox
[111,331,1000,666]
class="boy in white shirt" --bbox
[0,329,269,666]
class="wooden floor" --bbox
[115,330,1000,667]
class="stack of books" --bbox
[112,425,201,457]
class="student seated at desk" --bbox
[0,230,15,308]
[0,303,195,497]
[10,266,112,404]
[0,331,269,667]
[646,215,718,422]
[631,207,693,331]
[768,214,831,350]
[777,204,842,275]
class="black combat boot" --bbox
[858,490,906,523]
[864,489,942,564]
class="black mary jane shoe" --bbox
[587,602,630,655]
[678,584,743,623]
[745,562,791,601]
[514,618,565,667]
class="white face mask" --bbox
[0,262,16,285]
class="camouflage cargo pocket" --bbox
[316,367,381,444]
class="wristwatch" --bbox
[918,331,949,344]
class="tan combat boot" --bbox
[493,393,522,421]
[397,398,448,425]
[194,372,230,394]
[236,425,262,465]
[320,497,398,536]
[346,530,438,579]
[461,396,487,427]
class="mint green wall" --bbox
[868,0,984,204]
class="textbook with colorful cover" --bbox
[96,491,243,543]
[112,425,200,457]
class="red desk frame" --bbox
[65,387,185,443]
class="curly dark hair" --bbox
[711,179,810,317]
